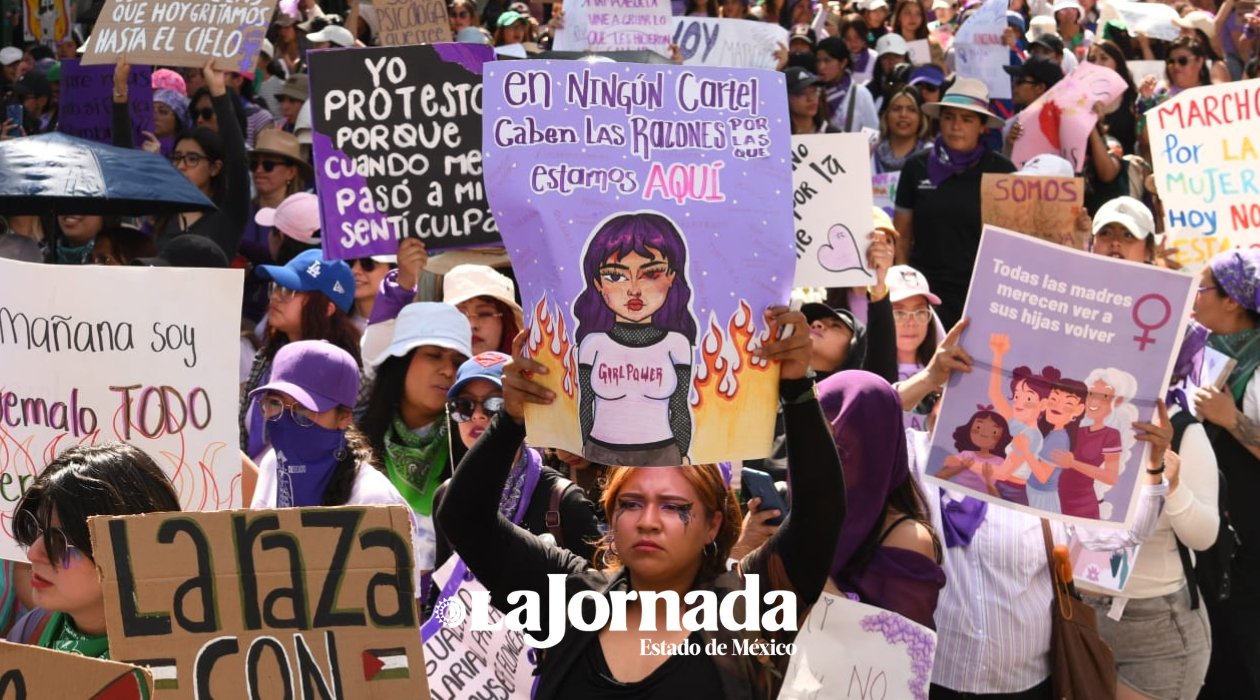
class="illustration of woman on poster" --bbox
[987,334,1056,505]
[574,211,697,467]
[1049,367,1137,519]
[1015,369,1088,515]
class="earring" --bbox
[704,540,717,558]
[334,434,348,461]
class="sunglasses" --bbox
[193,107,215,122]
[349,257,379,272]
[268,281,300,303]
[448,396,505,422]
[169,152,209,167]
[450,9,470,17]
[1166,55,1194,66]
[15,510,86,569]
[251,158,288,173]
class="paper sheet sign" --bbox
[873,171,900,217]
[0,260,242,561]
[1069,536,1140,595]
[554,0,672,54]
[1111,1,1181,42]
[981,173,1087,249]
[1011,62,1129,171]
[58,59,154,147]
[669,17,788,69]
[953,0,1010,100]
[482,61,794,466]
[376,0,449,46]
[792,133,877,288]
[908,38,931,66]
[1127,60,1165,83]
[90,506,427,700]
[82,0,277,73]
[0,641,154,699]
[779,593,937,700]
[1145,78,1260,272]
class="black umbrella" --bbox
[0,132,217,216]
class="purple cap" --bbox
[249,340,360,411]
[448,352,511,398]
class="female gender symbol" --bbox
[1132,294,1172,351]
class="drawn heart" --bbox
[1039,102,1063,150]
[816,224,871,277]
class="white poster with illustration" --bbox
[792,133,877,288]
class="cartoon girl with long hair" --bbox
[1050,367,1138,519]
[987,333,1055,505]
[1013,368,1088,515]
[937,405,1013,497]
[574,211,698,467]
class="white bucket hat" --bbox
[373,302,473,367]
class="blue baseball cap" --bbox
[255,249,355,313]
[448,352,511,399]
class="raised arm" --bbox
[988,333,1013,419]
[206,61,250,258]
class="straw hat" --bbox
[249,129,314,180]
[921,78,1005,129]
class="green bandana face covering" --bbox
[40,611,111,659]
[382,413,450,516]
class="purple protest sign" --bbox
[483,62,794,467]
[308,44,498,261]
[57,59,154,147]
[925,226,1195,528]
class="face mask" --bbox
[267,413,345,508]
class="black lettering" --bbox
[194,637,239,700]
[247,637,294,700]
[301,509,367,628]
[235,514,309,630]
[0,670,27,700]
[359,528,416,627]
[295,631,344,700]
[157,517,218,633]
[110,518,173,636]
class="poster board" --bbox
[482,61,794,466]
[90,506,427,700]
[873,171,900,218]
[376,0,448,46]
[779,593,936,700]
[22,0,71,47]
[1111,1,1181,42]
[924,227,1195,528]
[554,0,672,54]
[907,38,931,66]
[58,59,154,147]
[1145,78,1260,272]
[792,133,877,288]
[82,0,277,73]
[1012,62,1129,171]
[308,43,499,260]
[0,260,242,561]
[1127,60,1164,83]
[0,641,154,699]
[669,17,788,70]
[953,0,1010,100]
[981,173,1087,249]
[1069,537,1140,595]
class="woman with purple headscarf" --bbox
[819,370,945,629]
[575,211,698,467]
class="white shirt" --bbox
[579,331,690,446]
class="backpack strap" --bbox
[1169,410,1201,610]
[546,478,575,549]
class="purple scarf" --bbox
[938,491,987,547]
[926,134,987,186]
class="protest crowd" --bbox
[1,0,1258,698]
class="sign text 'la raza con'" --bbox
[90,506,428,700]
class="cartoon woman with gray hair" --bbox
[1049,366,1138,519]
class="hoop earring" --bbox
[704,540,717,559]
[334,434,348,461]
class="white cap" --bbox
[443,264,524,327]
[0,47,22,66]
[375,302,473,367]
[887,265,942,305]
[1051,0,1082,14]
[1017,154,1075,178]
[1092,196,1156,241]
[260,38,275,57]
[1026,15,1056,43]
[864,0,889,11]
[932,0,953,9]
[307,25,355,47]
[294,101,312,145]
[875,33,909,57]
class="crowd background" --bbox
[1,0,1259,699]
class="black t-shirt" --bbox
[895,147,1017,328]
[554,631,722,700]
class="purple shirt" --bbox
[1059,425,1121,519]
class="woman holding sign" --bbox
[439,305,842,699]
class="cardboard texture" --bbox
[0,640,154,700]
[82,0,278,73]
[89,506,428,700]
[376,0,449,47]
[981,174,1087,249]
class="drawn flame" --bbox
[524,294,582,451]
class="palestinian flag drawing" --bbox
[87,669,152,700]
[362,648,410,681]
[127,659,177,692]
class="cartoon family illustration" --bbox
[937,333,1137,519]
[574,211,697,467]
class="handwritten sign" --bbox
[1127,60,1164,83]
[554,0,672,54]
[421,557,536,700]
[308,44,498,260]
[1146,78,1260,271]
[792,133,876,287]
[779,593,936,700]
[0,260,242,561]
[925,227,1195,528]
[91,506,427,700]
[981,173,1087,248]
[0,641,154,699]
[1111,1,1181,42]
[57,59,154,147]
[376,0,449,46]
[82,0,276,73]
[483,61,793,466]
[669,17,788,69]
[1012,62,1129,171]
[953,0,1009,99]
[908,38,931,66]
[873,171,900,217]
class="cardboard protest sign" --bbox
[58,59,154,147]
[1111,1,1181,42]
[953,0,1010,100]
[483,61,794,466]
[421,557,536,700]
[82,0,276,72]
[1069,537,1140,595]
[924,227,1195,528]
[669,17,788,70]
[792,133,877,288]
[376,0,449,46]
[0,261,242,561]
[1012,62,1129,171]
[308,44,498,260]
[981,173,1087,249]
[22,0,71,47]
[554,0,672,54]
[908,38,931,66]
[779,593,936,700]
[0,641,154,699]
[1145,78,1260,272]
[90,506,426,700]
[873,171,900,218]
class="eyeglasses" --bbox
[251,158,287,173]
[14,510,85,569]
[193,107,215,122]
[450,9,470,17]
[1166,55,1194,66]
[169,152,209,167]
[1196,285,1218,294]
[462,310,503,323]
[349,258,378,272]
[269,281,300,303]
[448,396,505,422]
[893,308,933,325]
[257,395,317,427]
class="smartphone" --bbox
[5,105,21,137]
[740,468,789,526]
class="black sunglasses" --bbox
[1166,55,1194,66]
[448,397,505,422]
[193,107,215,122]
[350,257,379,271]
[251,158,288,173]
